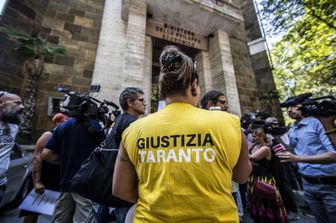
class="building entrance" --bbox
[150,38,200,113]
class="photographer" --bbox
[277,93,336,223]
[41,96,105,223]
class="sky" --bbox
[0,0,8,16]
[254,0,283,49]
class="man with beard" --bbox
[0,91,24,202]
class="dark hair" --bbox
[119,87,144,111]
[159,45,198,98]
[200,90,225,109]
[240,113,253,129]
[255,110,271,120]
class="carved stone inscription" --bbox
[146,19,208,51]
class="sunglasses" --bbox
[136,98,146,104]
[217,99,227,104]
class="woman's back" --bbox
[123,102,242,222]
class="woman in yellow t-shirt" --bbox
[113,45,252,223]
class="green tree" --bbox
[259,0,336,35]
[0,27,65,142]
[257,0,335,98]
[258,0,335,124]
[259,90,280,115]
[271,13,335,101]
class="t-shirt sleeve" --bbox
[90,119,105,141]
[121,116,136,133]
[121,124,138,166]
[45,125,60,154]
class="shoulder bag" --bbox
[71,128,133,207]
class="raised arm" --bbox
[249,146,272,161]
[112,143,138,203]
[232,131,252,183]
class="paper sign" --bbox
[19,189,60,216]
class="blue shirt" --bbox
[46,117,105,192]
[288,116,336,177]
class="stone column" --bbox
[122,0,147,88]
[143,36,152,113]
[195,51,213,96]
[91,0,127,103]
[209,30,241,116]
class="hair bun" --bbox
[160,46,181,71]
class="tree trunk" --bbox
[19,57,44,144]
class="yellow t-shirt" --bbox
[122,102,242,222]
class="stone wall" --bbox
[36,0,104,139]
[229,22,262,115]
[0,0,50,94]
[238,0,282,119]
[0,0,105,142]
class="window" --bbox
[48,97,65,116]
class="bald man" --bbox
[0,91,24,201]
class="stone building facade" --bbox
[0,0,281,142]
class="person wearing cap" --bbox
[0,91,24,202]
[33,113,68,194]
[22,113,68,223]
[42,108,105,223]
[277,93,336,223]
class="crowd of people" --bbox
[0,45,335,223]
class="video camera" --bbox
[56,85,121,127]
[280,93,336,117]
[251,119,287,136]
[241,112,287,136]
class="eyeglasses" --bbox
[217,99,227,104]
[136,98,146,104]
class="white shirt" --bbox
[0,121,19,185]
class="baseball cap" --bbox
[52,113,68,123]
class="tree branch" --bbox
[305,6,336,30]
